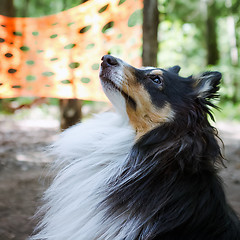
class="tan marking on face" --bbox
[121,65,137,86]
[127,99,174,140]
[121,66,174,140]
[150,69,163,76]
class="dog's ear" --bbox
[168,65,181,74]
[194,71,222,99]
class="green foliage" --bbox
[158,0,240,121]
[128,9,142,27]
[213,101,240,122]
[13,0,84,17]
[158,21,205,76]
[0,97,35,114]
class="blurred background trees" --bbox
[0,0,240,122]
[158,0,240,120]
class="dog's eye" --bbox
[151,76,162,85]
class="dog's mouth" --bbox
[100,55,137,110]
[100,74,121,92]
[101,74,137,110]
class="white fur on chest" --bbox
[32,112,136,240]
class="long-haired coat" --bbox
[31,55,240,240]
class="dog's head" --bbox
[100,55,221,138]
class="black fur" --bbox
[102,68,240,239]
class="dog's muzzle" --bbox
[101,55,119,69]
[99,55,122,89]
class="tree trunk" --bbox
[22,0,30,17]
[227,16,239,103]
[206,1,219,65]
[59,0,83,130]
[226,0,239,103]
[142,0,159,67]
[227,16,238,66]
[0,0,15,17]
[60,99,82,130]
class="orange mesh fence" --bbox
[0,0,142,101]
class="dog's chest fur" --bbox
[33,112,140,240]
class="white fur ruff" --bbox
[31,112,137,240]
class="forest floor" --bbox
[0,113,240,240]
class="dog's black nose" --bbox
[101,55,118,67]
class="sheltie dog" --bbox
[31,55,240,240]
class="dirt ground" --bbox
[0,117,239,240]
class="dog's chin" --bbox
[100,72,129,120]
[100,67,121,90]
[105,89,129,120]
[100,76,121,93]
